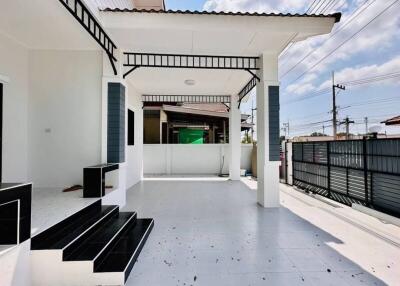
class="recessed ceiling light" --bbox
[184,79,196,86]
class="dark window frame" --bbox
[128,109,135,146]
[0,83,2,181]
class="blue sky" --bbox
[165,0,400,136]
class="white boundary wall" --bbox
[144,144,253,175]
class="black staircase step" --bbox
[94,218,154,282]
[31,200,118,250]
[63,212,137,261]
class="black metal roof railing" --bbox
[59,0,118,74]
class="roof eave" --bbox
[99,8,341,23]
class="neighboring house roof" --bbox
[381,115,400,126]
[89,0,134,10]
[89,0,165,11]
[161,104,249,121]
[181,103,229,113]
[99,8,341,23]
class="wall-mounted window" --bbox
[128,109,135,146]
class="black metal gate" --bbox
[292,138,400,217]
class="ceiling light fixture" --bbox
[184,79,196,86]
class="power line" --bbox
[319,0,336,14]
[280,0,376,78]
[287,110,331,121]
[341,71,400,86]
[282,71,400,105]
[279,0,344,63]
[279,42,295,59]
[306,0,319,13]
[313,0,329,14]
[342,97,400,109]
[281,0,325,62]
[321,0,337,14]
[287,0,399,85]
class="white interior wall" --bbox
[0,33,29,182]
[126,81,143,188]
[143,144,253,175]
[28,50,103,188]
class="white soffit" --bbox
[0,0,99,50]
[103,10,339,96]
[99,11,339,55]
[127,68,250,96]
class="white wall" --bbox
[28,50,103,188]
[143,144,253,175]
[0,33,29,182]
[126,81,143,188]
[0,241,31,286]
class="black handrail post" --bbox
[370,172,373,207]
[327,141,331,198]
[363,137,369,206]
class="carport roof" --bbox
[100,8,341,23]
[99,7,341,97]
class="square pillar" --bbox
[229,94,241,180]
[101,50,127,207]
[256,53,280,207]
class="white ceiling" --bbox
[0,0,99,50]
[127,67,250,96]
[0,2,337,97]
[102,11,337,96]
[100,11,337,55]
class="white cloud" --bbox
[282,0,400,95]
[286,55,400,96]
[286,82,314,94]
[319,56,400,89]
[203,0,309,14]
[203,1,400,99]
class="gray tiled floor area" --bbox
[123,177,400,286]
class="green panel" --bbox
[179,129,204,144]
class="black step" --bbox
[63,212,137,261]
[31,200,118,250]
[94,218,154,283]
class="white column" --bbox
[101,50,127,207]
[101,49,123,163]
[256,53,280,207]
[229,94,241,180]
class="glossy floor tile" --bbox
[31,187,97,236]
[122,177,400,286]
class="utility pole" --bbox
[364,117,369,135]
[283,122,290,138]
[332,71,345,140]
[322,124,325,135]
[340,117,355,140]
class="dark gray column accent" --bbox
[268,86,280,161]
[107,83,125,163]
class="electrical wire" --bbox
[287,0,399,84]
[282,71,400,105]
[280,0,376,77]
[320,0,337,14]
[306,0,319,13]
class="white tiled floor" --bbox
[31,187,96,236]
[123,177,400,286]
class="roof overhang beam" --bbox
[123,52,259,78]
[143,94,231,104]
